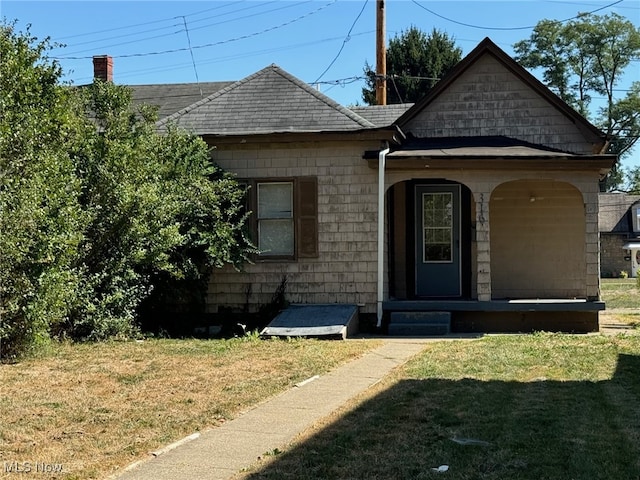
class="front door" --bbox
[415,185,461,297]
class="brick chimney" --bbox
[92,55,113,82]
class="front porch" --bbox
[382,299,605,334]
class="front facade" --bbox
[156,38,615,332]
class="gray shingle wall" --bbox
[206,140,381,314]
[601,234,632,277]
[404,55,595,154]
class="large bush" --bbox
[0,23,86,359]
[69,82,253,339]
[0,23,253,358]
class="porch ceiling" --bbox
[368,155,615,175]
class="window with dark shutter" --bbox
[243,177,318,260]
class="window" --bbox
[422,192,453,263]
[257,182,294,256]
[245,177,318,260]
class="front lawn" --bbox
[239,334,640,479]
[0,337,379,479]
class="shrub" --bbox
[0,24,86,359]
[1,23,254,356]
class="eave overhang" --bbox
[366,153,616,175]
[364,137,616,175]
[201,125,404,145]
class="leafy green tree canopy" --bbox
[1,21,253,358]
[513,12,640,190]
[362,27,462,105]
[0,22,86,359]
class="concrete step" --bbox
[388,311,451,336]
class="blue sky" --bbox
[3,0,639,163]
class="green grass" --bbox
[601,278,640,309]
[237,334,640,480]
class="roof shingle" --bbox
[130,81,233,120]
[157,65,375,134]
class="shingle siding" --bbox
[208,141,381,313]
[404,55,594,154]
[156,40,610,315]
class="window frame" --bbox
[243,177,318,262]
[256,181,295,258]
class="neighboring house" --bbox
[92,55,234,120]
[599,193,640,277]
[100,37,615,333]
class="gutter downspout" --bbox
[377,144,390,328]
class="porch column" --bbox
[475,190,492,301]
[584,190,600,299]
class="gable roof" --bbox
[395,37,607,150]
[130,81,233,120]
[599,193,640,233]
[157,64,376,135]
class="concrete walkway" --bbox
[113,338,436,480]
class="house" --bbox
[599,193,640,277]
[101,37,616,333]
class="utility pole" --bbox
[375,0,387,105]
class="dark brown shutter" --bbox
[296,176,318,258]
[240,180,258,257]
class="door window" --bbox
[422,192,453,263]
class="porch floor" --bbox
[383,299,605,334]
[383,299,605,312]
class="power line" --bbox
[410,0,625,31]
[57,1,313,57]
[55,1,337,60]
[54,21,183,50]
[179,16,202,96]
[70,31,374,84]
[545,0,639,10]
[188,1,310,32]
[313,0,368,84]
[53,0,243,42]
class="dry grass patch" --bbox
[0,337,379,479]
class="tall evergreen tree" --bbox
[362,27,462,105]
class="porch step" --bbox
[388,311,451,336]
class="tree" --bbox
[362,27,462,105]
[0,23,86,359]
[0,21,253,357]
[513,12,640,190]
